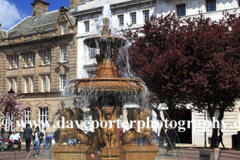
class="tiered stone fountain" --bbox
[52,3,159,160]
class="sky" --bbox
[0,0,70,30]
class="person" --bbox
[119,131,123,142]
[217,129,225,148]
[45,127,53,149]
[9,130,21,151]
[42,127,46,148]
[23,124,32,151]
[165,124,176,155]
[138,137,146,145]
[32,127,44,157]
[87,132,92,144]
[53,129,60,143]
[0,135,3,151]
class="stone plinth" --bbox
[52,144,96,160]
[119,144,159,160]
[100,147,121,160]
[51,144,159,160]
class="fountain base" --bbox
[52,144,159,160]
[100,147,121,160]
[51,144,96,160]
[119,145,159,160]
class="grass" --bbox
[3,144,18,149]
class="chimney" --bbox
[31,0,50,18]
[70,0,84,10]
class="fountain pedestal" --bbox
[119,144,159,160]
[100,147,121,160]
[52,144,96,160]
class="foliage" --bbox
[0,92,26,135]
[123,11,240,147]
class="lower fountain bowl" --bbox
[72,78,144,92]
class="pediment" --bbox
[55,63,69,74]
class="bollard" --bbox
[213,148,220,160]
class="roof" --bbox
[7,9,75,38]
[75,0,133,12]
[0,28,6,40]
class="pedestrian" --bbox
[217,129,225,148]
[42,127,47,148]
[23,124,32,151]
[87,132,92,144]
[53,129,60,143]
[45,127,53,149]
[32,127,44,157]
[9,130,21,151]
[138,136,146,145]
[165,124,176,155]
[0,135,3,151]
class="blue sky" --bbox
[0,0,70,30]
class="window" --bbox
[9,56,13,69]
[25,78,29,93]
[5,113,13,131]
[143,10,149,21]
[31,77,34,93]
[60,47,67,62]
[62,24,66,35]
[87,71,94,78]
[25,54,29,67]
[22,108,30,128]
[48,75,51,92]
[32,53,35,66]
[14,78,17,92]
[206,0,216,12]
[39,108,48,131]
[177,4,186,16]
[16,55,19,68]
[118,15,124,26]
[89,48,96,59]
[60,74,67,91]
[130,12,137,24]
[42,51,46,65]
[9,79,13,90]
[84,21,89,32]
[48,50,51,64]
[42,76,46,92]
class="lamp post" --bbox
[8,87,15,134]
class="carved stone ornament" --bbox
[55,63,69,74]
[61,16,66,22]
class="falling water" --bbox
[60,2,187,160]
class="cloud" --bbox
[0,0,24,30]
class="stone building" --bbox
[0,0,77,133]
[71,0,240,147]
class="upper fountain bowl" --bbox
[84,36,127,49]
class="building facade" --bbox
[71,0,240,147]
[0,0,77,133]
[0,0,239,148]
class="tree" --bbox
[0,93,26,136]
[123,12,240,148]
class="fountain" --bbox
[51,3,159,160]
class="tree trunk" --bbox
[207,105,218,148]
[210,128,218,148]
[209,106,225,148]
[1,125,4,137]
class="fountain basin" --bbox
[72,78,144,92]
[84,36,127,49]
